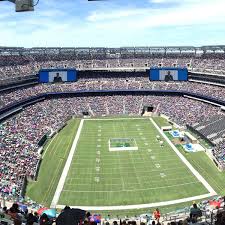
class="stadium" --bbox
[1,0,225,225]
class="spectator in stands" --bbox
[7,203,22,225]
[26,213,36,225]
[190,203,202,221]
[40,213,51,225]
[33,212,39,223]
[153,208,161,224]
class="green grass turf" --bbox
[26,116,225,216]
[152,117,171,128]
[26,119,80,206]
[58,118,208,206]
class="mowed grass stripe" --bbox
[26,119,80,206]
[58,119,208,206]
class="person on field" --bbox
[153,208,161,224]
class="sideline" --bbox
[50,119,84,208]
[150,118,217,196]
[56,193,213,211]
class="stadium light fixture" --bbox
[0,0,38,12]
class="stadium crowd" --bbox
[1,53,225,225]
[2,79,225,109]
[0,94,223,200]
[0,198,225,225]
[0,53,225,80]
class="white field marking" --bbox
[96,158,100,163]
[137,128,141,131]
[122,121,142,189]
[139,132,143,135]
[56,192,213,211]
[63,180,200,193]
[96,151,101,155]
[42,133,59,158]
[69,167,194,177]
[113,121,126,191]
[144,143,149,145]
[63,173,197,186]
[50,119,84,208]
[141,137,146,140]
[97,145,101,147]
[98,134,101,136]
[97,139,101,142]
[96,167,100,172]
[151,156,156,160]
[65,174,196,186]
[69,168,191,179]
[160,173,166,178]
[98,130,101,132]
[155,164,160,168]
[150,118,217,196]
[148,149,152,153]
[85,118,146,121]
[72,157,179,164]
[42,159,63,204]
[95,177,100,182]
[69,152,173,158]
[51,138,64,156]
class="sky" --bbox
[0,0,225,47]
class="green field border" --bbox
[152,116,171,128]
[26,119,80,206]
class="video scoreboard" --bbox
[150,67,188,81]
[39,68,77,83]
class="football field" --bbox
[50,118,214,209]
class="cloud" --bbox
[87,9,149,22]
[0,0,224,47]
[88,0,225,29]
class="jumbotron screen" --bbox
[150,67,188,81]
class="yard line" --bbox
[61,181,201,193]
[69,165,189,174]
[67,169,195,181]
[85,118,146,121]
[70,157,178,165]
[70,152,173,157]
[63,175,197,187]
[50,119,84,208]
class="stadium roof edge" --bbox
[0,45,225,55]
[0,45,225,49]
